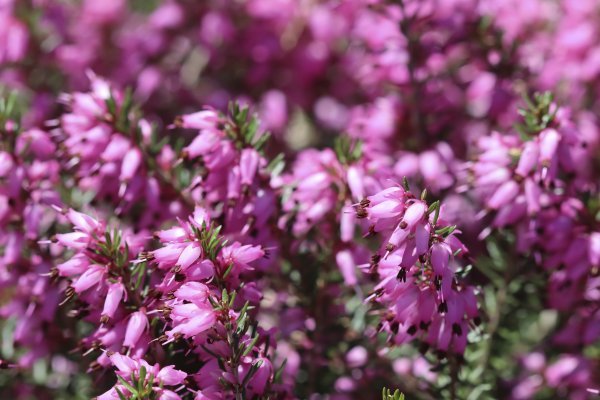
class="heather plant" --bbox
[1,1,599,399]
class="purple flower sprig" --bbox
[147,207,290,399]
[358,182,478,355]
[54,74,192,222]
[96,352,187,400]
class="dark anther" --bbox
[356,207,368,219]
[65,286,75,298]
[157,334,168,344]
[438,301,448,314]
[371,254,381,265]
[174,115,184,127]
[89,361,103,372]
[452,323,463,336]
[396,268,406,282]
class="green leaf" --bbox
[236,301,250,325]
[115,387,128,400]
[241,334,260,357]
[252,132,271,151]
[137,365,147,394]
[273,359,287,383]
[351,140,363,161]
[333,136,363,165]
[143,374,155,397]
[266,153,285,175]
[435,225,457,237]
[228,290,237,307]
[382,387,405,400]
[222,263,234,280]
[105,92,117,117]
[222,288,229,304]
[402,176,410,191]
[241,360,263,387]
[117,375,138,396]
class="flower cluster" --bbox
[1,0,600,399]
[359,185,478,355]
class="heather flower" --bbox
[359,184,478,353]
[101,281,125,322]
[0,13,28,64]
[2,0,600,398]
[123,309,149,348]
[97,353,187,400]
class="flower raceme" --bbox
[466,102,600,345]
[3,0,600,397]
[96,352,187,400]
[466,104,594,233]
[358,185,478,354]
[173,104,277,257]
[50,204,289,398]
[53,73,184,229]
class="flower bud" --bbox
[240,148,260,186]
[123,309,148,348]
[72,265,105,293]
[515,141,539,177]
[102,282,125,320]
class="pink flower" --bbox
[72,265,105,293]
[101,282,125,321]
[165,307,215,340]
[174,110,220,130]
[176,243,202,270]
[120,148,143,182]
[123,309,149,348]
[174,282,210,305]
[240,148,260,186]
[157,365,188,386]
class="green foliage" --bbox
[450,233,557,400]
[92,227,151,295]
[402,176,410,191]
[382,387,405,400]
[0,91,24,153]
[192,222,228,262]
[114,365,158,400]
[226,102,271,151]
[0,91,22,125]
[266,152,286,177]
[104,87,138,135]
[207,289,268,397]
[435,224,457,237]
[130,0,161,13]
[334,135,363,165]
[515,91,556,137]
[427,200,441,226]
[98,228,130,269]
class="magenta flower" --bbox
[359,184,478,354]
